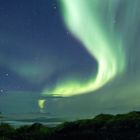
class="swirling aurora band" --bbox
[42,0,126,97]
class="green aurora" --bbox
[0,0,140,114]
[42,0,126,97]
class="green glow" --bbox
[38,99,46,109]
[42,0,126,97]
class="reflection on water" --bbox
[3,120,62,128]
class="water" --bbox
[3,120,62,128]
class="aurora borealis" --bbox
[0,0,140,118]
[42,0,126,97]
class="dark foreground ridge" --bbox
[1,111,140,140]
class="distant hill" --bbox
[1,111,140,140]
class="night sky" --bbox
[0,0,140,119]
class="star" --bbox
[52,3,57,10]
[53,6,57,10]
[5,73,9,77]
[0,89,3,93]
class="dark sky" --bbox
[1,0,140,119]
[0,0,97,116]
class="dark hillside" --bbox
[1,111,140,140]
